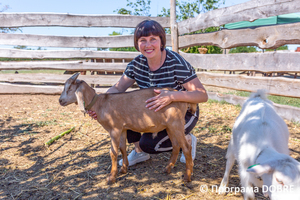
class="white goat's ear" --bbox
[75,87,86,114]
[247,163,272,176]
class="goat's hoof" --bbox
[164,166,172,174]
[183,174,192,182]
[119,166,127,174]
[218,183,227,195]
[106,175,116,184]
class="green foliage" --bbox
[159,1,224,54]
[224,90,300,108]
[208,126,217,133]
[114,8,132,15]
[178,1,200,21]
[114,0,151,16]
[111,1,152,52]
[109,47,137,52]
[102,31,137,52]
[0,3,21,33]
[230,45,288,53]
[112,0,224,53]
[183,45,222,54]
[277,45,288,50]
[158,7,170,18]
[182,27,223,54]
[158,0,224,21]
[265,45,288,52]
[221,125,232,133]
[14,45,31,50]
[229,46,258,53]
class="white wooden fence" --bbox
[1,0,300,121]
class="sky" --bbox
[1,0,297,50]
[0,0,248,36]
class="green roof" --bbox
[224,13,300,29]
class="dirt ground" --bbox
[1,94,300,200]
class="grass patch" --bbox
[207,99,230,105]
[220,90,300,108]
[35,120,58,127]
[268,95,300,108]
[22,119,58,127]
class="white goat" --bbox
[219,90,300,199]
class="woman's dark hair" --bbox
[134,20,166,52]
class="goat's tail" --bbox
[250,89,268,100]
[188,103,198,114]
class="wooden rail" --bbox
[0,74,121,85]
[0,13,170,28]
[0,48,141,59]
[179,22,300,49]
[0,33,172,48]
[178,0,300,35]
[197,72,300,98]
[180,51,300,73]
[0,0,300,121]
[0,82,110,94]
[0,61,127,72]
[208,92,300,122]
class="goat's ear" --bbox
[75,86,86,114]
[247,163,273,176]
[70,72,80,83]
[64,72,80,88]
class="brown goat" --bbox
[59,73,197,184]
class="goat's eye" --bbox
[276,178,284,185]
[66,87,71,94]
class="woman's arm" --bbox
[106,74,135,93]
[87,74,135,119]
[146,77,208,112]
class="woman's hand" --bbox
[87,110,98,120]
[146,89,174,112]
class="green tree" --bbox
[108,31,137,52]
[112,0,225,53]
[0,3,21,33]
[265,45,288,52]
[114,0,151,16]
[107,0,152,52]
[159,0,224,21]
[159,0,224,54]
[229,46,258,53]
[14,45,30,50]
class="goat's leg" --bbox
[107,131,120,184]
[164,128,180,174]
[171,126,193,182]
[240,166,255,200]
[119,130,128,174]
[167,125,193,182]
[219,138,235,194]
[180,138,193,182]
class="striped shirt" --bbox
[124,49,197,91]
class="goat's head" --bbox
[59,72,81,107]
[247,157,300,199]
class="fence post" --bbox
[170,0,178,52]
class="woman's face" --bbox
[137,34,162,60]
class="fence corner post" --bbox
[170,0,178,53]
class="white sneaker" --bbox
[180,133,197,163]
[118,150,150,166]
